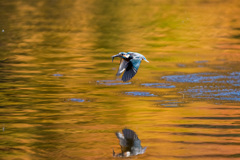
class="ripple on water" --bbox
[141,83,175,88]
[68,98,85,102]
[156,100,182,107]
[182,87,240,101]
[195,60,209,63]
[162,72,240,85]
[177,64,186,68]
[96,80,131,86]
[162,72,240,102]
[162,73,225,83]
[53,73,63,77]
[125,91,156,97]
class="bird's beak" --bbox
[112,148,115,157]
[112,54,120,62]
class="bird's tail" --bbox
[144,58,149,63]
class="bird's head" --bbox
[112,52,130,62]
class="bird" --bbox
[112,52,149,82]
[113,128,147,157]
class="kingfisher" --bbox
[112,52,149,82]
[113,128,147,157]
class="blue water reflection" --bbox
[162,72,240,102]
[69,98,85,102]
[162,72,240,84]
[125,91,156,97]
[141,83,175,88]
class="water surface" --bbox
[0,0,240,159]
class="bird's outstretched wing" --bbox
[116,130,130,153]
[116,59,128,76]
[122,129,139,141]
[122,58,141,82]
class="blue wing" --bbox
[122,58,141,82]
[130,58,141,71]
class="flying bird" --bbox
[113,128,147,157]
[112,52,149,81]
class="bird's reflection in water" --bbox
[113,129,147,157]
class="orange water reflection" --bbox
[0,0,240,159]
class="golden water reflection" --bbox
[0,0,240,159]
